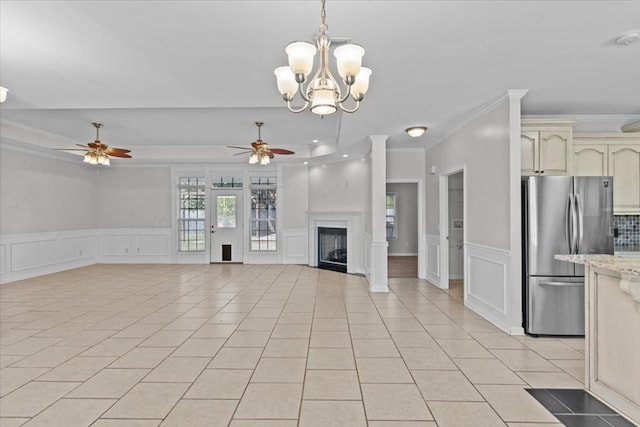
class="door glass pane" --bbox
[217,196,237,228]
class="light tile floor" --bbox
[0,264,585,426]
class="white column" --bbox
[369,135,389,292]
[508,89,528,334]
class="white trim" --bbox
[387,252,418,257]
[425,234,440,286]
[282,229,308,264]
[465,242,515,334]
[432,93,509,148]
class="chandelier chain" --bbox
[320,0,327,33]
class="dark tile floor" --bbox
[527,388,637,427]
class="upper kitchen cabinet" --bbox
[573,134,640,214]
[521,119,575,176]
[609,144,640,214]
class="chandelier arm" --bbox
[336,81,353,104]
[297,82,312,103]
[337,99,361,114]
[287,99,310,113]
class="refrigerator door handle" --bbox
[540,281,584,287]
[567,194,578,254]
[575,193,583,254]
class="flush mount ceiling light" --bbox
[0,86,7,103]
[405,126,428,138]
[274,0,372,115]
[616,31,640,45]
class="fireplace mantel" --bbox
[307,211,363,274]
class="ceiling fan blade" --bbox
[108,152,132,158]
[227,145,252,150]
[76,144,91,149]
[87,142,102,149]
[233,151,253,156]
[268,152,275,159]
[270,148,295,155]
[105,147,131,154]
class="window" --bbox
[211,176,243,189]
[250,177,277,251]
[386,193,397,240]
[216,196,237,228]
[178,177,206,251]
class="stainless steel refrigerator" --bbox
[522,176,614,336]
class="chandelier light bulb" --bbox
[0,86,8,103]
[274,0,371,115]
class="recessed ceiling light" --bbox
[406,126,428,138]
[342,154,349,158]
[303,161,309,165]
[616,31,640,46]
[312,139,319,143]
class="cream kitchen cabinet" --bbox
[609,144,640,214]
[521,119,575,176]
[573,134,640,214]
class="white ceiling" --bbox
[1,1,639,164]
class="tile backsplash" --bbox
[614,215,639,251]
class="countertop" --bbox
[554,254,640,276]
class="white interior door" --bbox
[210,189,244,263]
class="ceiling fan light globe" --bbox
[334,44,365,80]
[260,155,271,165]
[285,41,316,77]
[248,153,259,164]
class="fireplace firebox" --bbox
[318,227,347,273]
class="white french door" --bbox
[210,189,244,263]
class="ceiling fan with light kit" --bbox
[227,122,294,165]
[53,122,132,165]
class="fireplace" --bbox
[318,227,347,273]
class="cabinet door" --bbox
[539,131,570,175]
[521,131,539,175]
[573,144,607,176]
[609,144,640,213]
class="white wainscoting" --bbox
[97,229,172,264]
[464,242,513,334]
[1,228,172,284]
[282,229,308,265]
[425,234,441,286]
[1,230,96,284]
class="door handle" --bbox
[566,194,573,253]
[575,194,583,254]
[540,281,584,287]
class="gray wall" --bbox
[95,166,172,228]
[425,100,511,250]
[281,165,309,230]
[1,147,98,234]
[386,182,418,255]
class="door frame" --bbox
[386,178,425,279]
[438,164,466,291]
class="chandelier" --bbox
[274,0,371,115]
